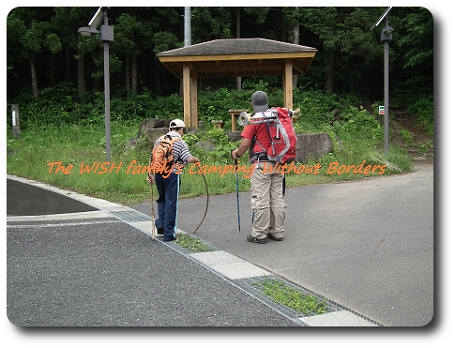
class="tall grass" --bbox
[7,86,417,205]
[7,119,412,205]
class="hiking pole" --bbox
[175,173,180,235]
[150,186,155,241]
[234,158,241,233]
[149,180,156,241]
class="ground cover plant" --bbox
[253,279,328,316]
[7,85,427,205]
[175,232,213,252]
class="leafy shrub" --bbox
[407,96,433,135]
[333,107,383,145]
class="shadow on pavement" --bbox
[7,179,97,216]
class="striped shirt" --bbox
[167,131,192,165]
[151,131,192,174]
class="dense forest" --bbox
[7,7,433,104]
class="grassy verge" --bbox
[7,121,414,205]
[253,279,328,316]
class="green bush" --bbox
[407,96,433,135]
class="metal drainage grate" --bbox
[109,210,151,223]
[240,275,338,319]
[240,275,381,326]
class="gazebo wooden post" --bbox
[284,59,293,109]
[183,63,199,128]
[190,69,198,128]
[182,64,192,128]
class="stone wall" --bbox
[229,132,333,162]
[295,133,333,162]
[135,119,333,162]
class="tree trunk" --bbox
[30,54,38,98]
[155,59,161,94]
[77,53,86,98]
[65,47,72,82]
[293,23,300,87]
[125,54,131,92]
[324,51,334,93]
[131,54,138,94]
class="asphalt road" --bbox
[6,178,299,327]
[7,163,433,327]
[134,163,434,326]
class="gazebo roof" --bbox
[157,38,317,78]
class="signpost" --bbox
[11,104,20,139]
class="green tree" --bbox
[192,7,233,42]
[8,8,62,98]
[392,7,433,96]
[113,13,143,94]
[299,7,381,94]
[6,7,433,105]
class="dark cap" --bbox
[251,91,269,112]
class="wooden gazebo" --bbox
[157,38,317,128]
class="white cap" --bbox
[169,119,186,129]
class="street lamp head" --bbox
[381,25,394,41]
[78,26,100,36]
[78,8,113,42]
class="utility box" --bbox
[100,25,114,42]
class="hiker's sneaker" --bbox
[267,234,283,241]
[163,233,176,242]
[247,235,267,244]
[156,227,164,235]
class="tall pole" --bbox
[103,9,111,162]
[236,8,242,90]
[78,7,113,161]
[384,18,389,154]
[381,16,393,155]
[372,7,393,155]
[184,7,191,47]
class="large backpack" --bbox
[149,134,179,174]
[254,107,297,163]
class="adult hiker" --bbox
[231,91,288,244]
[147,119,200,241]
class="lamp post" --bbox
[372,7,393,154]
[381,19,393,154]
[78,7,114,162]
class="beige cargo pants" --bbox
[250,161,286,240]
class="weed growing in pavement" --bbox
[175,232,212,252]
[253,279,328,316]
